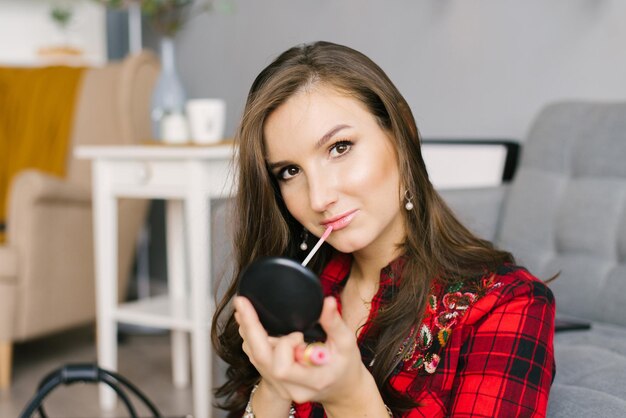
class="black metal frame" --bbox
[19,363,162,418]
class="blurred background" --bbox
[2,0,626,140]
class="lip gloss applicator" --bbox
[295,226,333,366]
[301,226,333,267]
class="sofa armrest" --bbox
[10,169,90,203]
[439,185,509,242]
[6,169,91,242]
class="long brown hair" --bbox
[211,41,513,415]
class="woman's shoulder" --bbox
[460,264,556,326]
[430,264,548,310]
[480,264,554,304]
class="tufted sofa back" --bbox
[495,102,626,325]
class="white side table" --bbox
[75,144,236,418]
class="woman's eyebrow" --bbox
[267,124,353,170]
[315,124,352,149]
[267,159,287,170]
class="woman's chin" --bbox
[328,238,368,255]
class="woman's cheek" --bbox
[281,187,308,224]
[341,154,385,190]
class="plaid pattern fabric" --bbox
[294,253,555,418]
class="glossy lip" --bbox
[321,209,359,231]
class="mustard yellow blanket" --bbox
[0,66,85,243]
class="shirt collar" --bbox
[319,251,405,298]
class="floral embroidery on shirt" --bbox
[396,276,499,375]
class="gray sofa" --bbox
[440,101,626,417]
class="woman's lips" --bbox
[321,210,358,231]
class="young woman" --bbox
[211,41,555,417]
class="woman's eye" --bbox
[278,166,300,180]
[329,140,352,158]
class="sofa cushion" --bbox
[550,321,626,417]
[549,321,626,417]
[547,383,626,418]
[555,344,626,398]
[439,185,509,242]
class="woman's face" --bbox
[264,84,405,258]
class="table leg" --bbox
[186,174,212,418]
[166,199,190,387]
[93,161,119,410]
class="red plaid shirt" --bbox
[294,253,555,417]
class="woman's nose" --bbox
[307,174,337,212]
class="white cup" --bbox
[185,98,226,144]
[160,112,189,144]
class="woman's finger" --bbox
[272,332,304,378]
[319,296,354,348]
[234,296,274,363]
[234,296,264,335]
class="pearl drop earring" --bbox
[404,191,414,211]
[300,229,309,251]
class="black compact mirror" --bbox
[238,257,326,342]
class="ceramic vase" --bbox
[151,36,188,143]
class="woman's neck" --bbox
[351,244,400,286]
[340,246,401,337]
[350,210,406,285]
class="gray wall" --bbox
[172,0,626,142]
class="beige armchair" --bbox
[0,51,159,389]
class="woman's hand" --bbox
[233,295,370,406]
